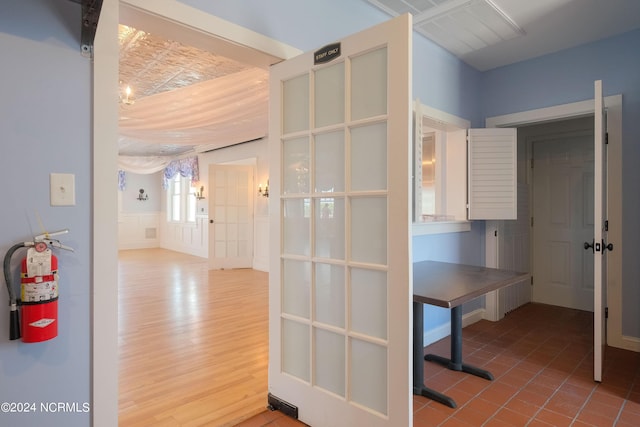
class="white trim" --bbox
[412,221,471,235]
[93,1,119,425]
[485,94,624,350]
[120,0,301,67]
[423,308,485,347]
[620,336,640,352]
[486,99,597,128]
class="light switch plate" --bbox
[50,173,76,206]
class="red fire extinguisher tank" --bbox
[20,248,58,343]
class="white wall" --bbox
[118,171,162,250]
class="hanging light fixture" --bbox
[120,84,135,105]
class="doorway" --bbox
[93,2,300,425]
[524,117,595,311]
[485,93,624,350]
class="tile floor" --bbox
[236,303,640,426]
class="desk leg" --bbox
[424,305,494,381]
[413,302,457,408]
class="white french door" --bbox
[593,80,607,382]
[268,14,413,427]
[208,164,254,269]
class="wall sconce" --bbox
[137,188,148,201]
[258,180,269,198]
[194,185,205,200]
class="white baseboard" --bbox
[617,335,640,352]
[423,308,485,347]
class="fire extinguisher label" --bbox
[26,249,52,277]
[21,275,59,302]
[29,318,56,328]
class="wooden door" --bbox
[532,134,594,311]
[208,164,254,269]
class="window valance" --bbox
[163,157,199,189]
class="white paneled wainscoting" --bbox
[160,214,208,258]
[118,212,161,250]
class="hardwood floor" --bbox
[118,248,269,426]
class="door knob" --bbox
[584,240,594,252]
[602,239,614,252]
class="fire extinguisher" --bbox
[3,229,73,342]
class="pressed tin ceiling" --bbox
[118,24,264,157]
[118,24,253,99]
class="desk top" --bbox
[413,260,529,308]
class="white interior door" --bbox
[208,164,254,269]
[532,134,594,311]
[594,80,607,382]
[268,14,412,427]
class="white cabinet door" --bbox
[268,14,413,427]
[468,128,518,220]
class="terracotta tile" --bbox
[575,408,616,427]
[481,417,516,427]
[544,392,584,418]
[500,366,535,388]
[581,398,622,418]
[439,416,474,426]
[479,382,519,405]
[558,382,594,399]
[534,409,573,427]
[453,375,491,396]
[493,407,531,426]
[455,405,495,425]
[413,404,450,426]
[618,407,640,425]
[505,395,541,418]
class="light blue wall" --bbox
[481,29,640,337]
[0,1,90,425]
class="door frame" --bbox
[485,94,626,350]
[93,1,300,425]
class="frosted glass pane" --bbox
[314,328,345,396]
[351,48,387,120]
[315,62,344,128]
[351,339,387,415]
[283,199,310,256]
[283,319,310,382]
[283,137,310,194]
[351,197,387,264]
[315,198,345,259]
[315,131,344,193]
[283,260,310,319]
[315,263,345,328]
[283,74,309,134]
[350,268,387,339]
[351,123,387,191]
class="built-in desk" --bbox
[413,260,529,408]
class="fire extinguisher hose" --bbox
[3,242,25,340]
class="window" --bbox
[413,101,470,235]
[167,175,196,224]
